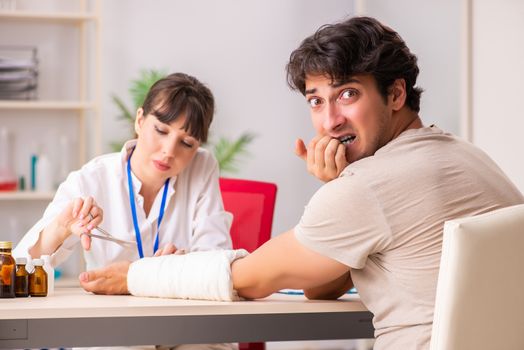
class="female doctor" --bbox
[14,72,233,270]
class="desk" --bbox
[0,288,374,349]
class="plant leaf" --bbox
[130,69,167,109]
[214,132,255,174]
[111,94,134,123]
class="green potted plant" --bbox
[111,69,254,174]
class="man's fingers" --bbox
[324,138,341,171]
[79,273,105,294]
[79,266,110,294]
[335,143,349,172]
[79,267,104,284]
[294,139,307,161]
[306,138,317,172]
[314,136,331,169]
[79,261,131,295]
[301,135,347,182]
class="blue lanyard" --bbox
[127,148,170,258]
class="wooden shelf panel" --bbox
[0,191,55,201]
[0,100,94,110]
[0,11,96,23]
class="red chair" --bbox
[219,178,277,253]
[219,178,278,350]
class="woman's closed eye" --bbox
[181,140,194,148]
[154,126,168,135]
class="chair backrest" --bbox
[430,204,524,350]
[219,178,277,350]
[219,177,277,253]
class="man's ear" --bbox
[389,79,407,111]
[134,108,145,135]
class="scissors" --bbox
[85,225,136,247]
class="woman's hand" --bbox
[154,243,185,256]
[29,197,103,258]
[295,135,348,182]
[56,196,104,250]
[79,260,131,295]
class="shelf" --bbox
[0,10,97,23]
[0,100,95,110]
[0,191,54,201]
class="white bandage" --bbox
[127,249,249,301]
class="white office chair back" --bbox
[430,204,524,350]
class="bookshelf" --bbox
[0,0,101,201]
[0,0,101,287]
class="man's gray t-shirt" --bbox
[295,126,524,350]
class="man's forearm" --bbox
[231,254,276,299]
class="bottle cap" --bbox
[0,241,13,249]
[32,258,43,266]
[16,257,27,265]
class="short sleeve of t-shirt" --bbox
[294,172,392,269]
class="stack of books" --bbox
[0,46,38,100]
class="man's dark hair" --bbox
[142,72,214,142]
[286,16,423,112]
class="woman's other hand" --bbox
[153,243,186,256]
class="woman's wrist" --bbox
[28,218,69,258]
[40,218,71,252]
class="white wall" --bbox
[472,0,524,192]
[100,0,355,236]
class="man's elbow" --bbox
[232,259,276,300]
[303,271,354,300]
[236,284,274,300]
[304,288,346,300]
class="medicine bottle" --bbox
[15,257,29,297]
[29,258,47,297]
[0,241,15,298]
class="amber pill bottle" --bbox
[0,241,16,298]
[29,258,47,297]
[15,257,29,297]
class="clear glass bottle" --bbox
[0,241,16,298]
[29,258,47,297]
[15,257,29,297]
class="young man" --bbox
[80,17,523,349]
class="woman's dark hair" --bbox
[286,16,423,112]
[142,72,214,142]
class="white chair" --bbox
[430,204,524,350]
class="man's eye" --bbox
[339,89,357,100]
[308,97,322,108]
